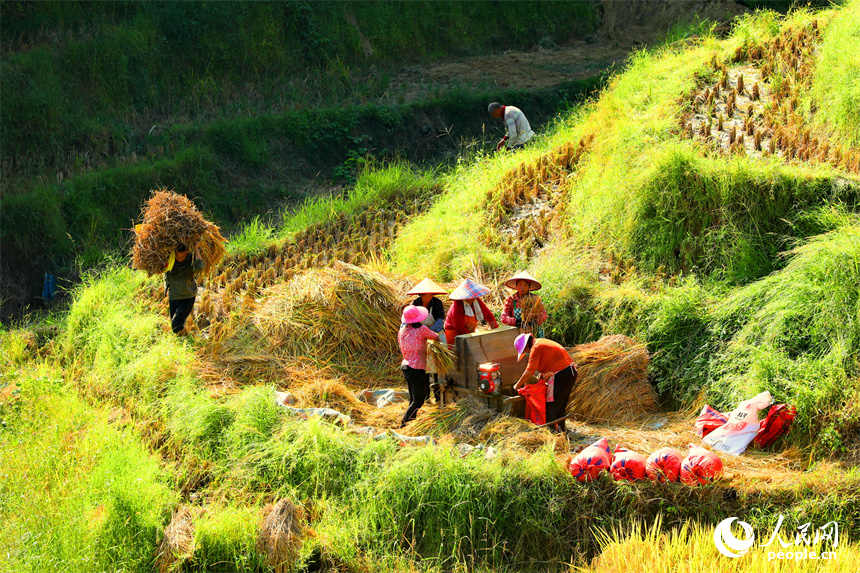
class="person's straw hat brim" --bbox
[449,278,491,300]
[406,277,448,296]
[505,270,542,291]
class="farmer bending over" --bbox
[165,243,204,335]
[513,333,578,433]
[488,102,534,151]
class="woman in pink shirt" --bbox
[398,305,439,427]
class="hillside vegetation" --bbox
[3,1,860,572]
[0,0,600,316]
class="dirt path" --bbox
[387,41,630,101]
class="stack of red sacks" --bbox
[568,438,723,485]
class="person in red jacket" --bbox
[513,333,577,433]
[443,278,499,349]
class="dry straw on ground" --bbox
[132,189,226,275]
[254,262,401,365]
[567,334,659,423]
[257,499,306,573]
[155,506,197,573]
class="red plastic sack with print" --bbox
[645,447,683,483]
[754,404,797,448]
[610,446,647,482]
[680,444,723,486]
[695,405,728,438]
[517,381,547,426]
[568,437,611,482]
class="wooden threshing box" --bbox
[447,325,527,417]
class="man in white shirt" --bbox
[488,102,535,151]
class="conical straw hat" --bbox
[406,277,448,296]
[449,278,491,300]
[504,270,542,291]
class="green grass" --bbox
[0,365,176,573]
[5,2,860,571]
[811,0,860,147]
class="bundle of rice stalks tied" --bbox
[426,339,455,375]
[254,262,401,366]
[567,334,658,423]
[132,189,226,275]
[257,499,307,573]
[155,506,198,573]
[478,415,536,445]
[290,378,373,421]
[407,396,494,438]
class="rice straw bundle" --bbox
[253,262,401,366]
[132,189,226,275]
[478,415,536,444]
[426,339,455,375]
[257,499,306,573]
[290,377,373,419]
[566,334,658,422]
[155,506,196,573]
[518,293,546,329]
[406,397,494,438]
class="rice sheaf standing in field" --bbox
[488,101,535,151]
[406,277,449,403]
[501,270,548,338]
[513,333,578,433]
[164,243,204,335]
[398,304,440,427]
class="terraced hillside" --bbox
[3,2,860,573]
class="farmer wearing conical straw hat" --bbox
[407,278,449,403]
[501,270,547,338]
[399,305,440,427]
[513,333,577,433]
[164,243,204,335]
[443,278,499,350]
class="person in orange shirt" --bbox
[513,333,578,433]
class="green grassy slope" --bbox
[3,2,860,572]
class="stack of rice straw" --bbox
[257,499,306,573]
[155,506,196,573]
[566,334,659,422]
[132,189,227,275]
[254,262,401,365]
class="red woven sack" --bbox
[517,381,547,426]
[610,446,647,482]
[680,444,723,486]
[754,404,797,448]
[569,437,611,482]
[695,405,728,438]
[645,447,683,482]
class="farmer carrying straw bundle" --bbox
[500,270,547,338]
[132,189,226,334]
[164,243,204,335]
